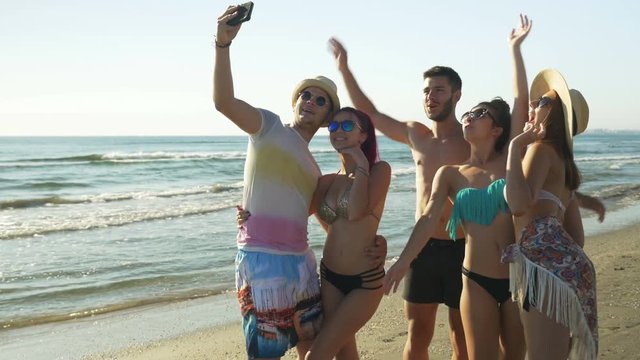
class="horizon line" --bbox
[1,128,638,137]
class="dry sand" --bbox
[87,223,640,360]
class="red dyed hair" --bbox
[335,107,380,170]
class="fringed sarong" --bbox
[502,216,598,360]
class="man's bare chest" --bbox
[413,141,468,171]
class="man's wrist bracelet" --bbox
[214,39,232,48]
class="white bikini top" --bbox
[504,186,573,215]
[537,189,566,212]
[538,189,577,218]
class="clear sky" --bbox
[2,0,639,136]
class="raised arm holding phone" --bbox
[214,4,387,359]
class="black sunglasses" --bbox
[300,90,327,107]
[461,108,495,123]
[328,120,361,133]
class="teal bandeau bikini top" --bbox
[445,178,509,240]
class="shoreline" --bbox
[0,293,239,360]
[3,221,639,359]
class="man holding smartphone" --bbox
[214,5,388,359]
[214,6,335,359]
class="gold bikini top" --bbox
[317,180,351,224]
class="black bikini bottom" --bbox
[320,261,385,295]
[461,266,511,304]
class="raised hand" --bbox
[216,5,243,45]
[509,14,532,48]
[329,37,349,73]
[513,120,545,148]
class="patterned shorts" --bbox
[236,249,322,359]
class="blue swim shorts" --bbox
[236,249,323,359]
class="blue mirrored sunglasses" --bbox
[328,120,361,133]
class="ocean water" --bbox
[1,132,639,335]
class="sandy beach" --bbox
[84,221,640,360]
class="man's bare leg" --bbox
[403,302,438,360]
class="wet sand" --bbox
[87,223,640,359]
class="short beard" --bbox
[427,96,454,123]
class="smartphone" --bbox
[227,2,254,26]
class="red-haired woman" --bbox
[305,107,391,360]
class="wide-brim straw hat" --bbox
[530,69,589,150]
[291,76,340,126]
[569,89,589,136]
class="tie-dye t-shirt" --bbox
[236,109,321,254]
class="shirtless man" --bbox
[330,35,606,360]
[330,38,468,360]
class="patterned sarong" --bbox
[502,215,598,360]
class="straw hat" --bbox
[530,69,589,150]
[291,76,340,125]
[569,89,589,136]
